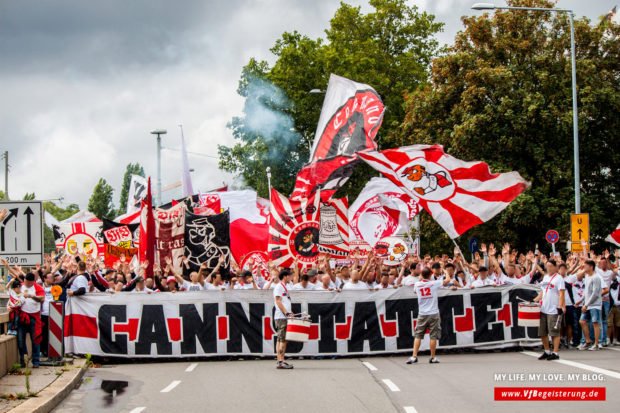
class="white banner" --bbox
[63,285,541,358]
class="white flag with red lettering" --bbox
[359,145,530,238]
[606,224,620,247]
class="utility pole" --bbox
[3,151,8,200]
[150,130,167,207]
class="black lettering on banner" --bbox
[384,299,417,350]
[438,294,464,346]
[180,303,218,354]
[226,302,264,353]
[348,302,385,352]
[308,302,346,353]
[509,288,539,339]
[99,304,128,355]
[135,305,173,355]
[471,291,504,343]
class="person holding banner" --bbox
[407,267,454,364]
[533,260,565,360]
[274,269,294,369]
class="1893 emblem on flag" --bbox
[319,204,343,245]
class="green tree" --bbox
[87,178,115,220]
[219,0,443,198]
[399,0,619,253]
[22,192,35,200]
[117,163,145,216]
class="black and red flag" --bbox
[291,74,385,201]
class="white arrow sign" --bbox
[0,201,43,266]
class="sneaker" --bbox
[602,340,609,347]
[589,344,600,351]
[538,352,550,360]
[429,358,440,364]
[547,353,560,361]
[279,361,294,369]
[406,357,418,364]
[597,343,604,350]
[578,342,592,351]
[560,337,569,349]
[613,341,620,347]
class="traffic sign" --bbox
[545,230,559,244]
[571,242,589,253]
[0,201,43,266]
[469,237,479,253]
[570,213,589,243]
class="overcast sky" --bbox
[0,0,613,214]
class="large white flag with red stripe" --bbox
[606,224,620,247]
[359,145,530,238]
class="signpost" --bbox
[545,229,559,255]
[0,201,44,267]
[469,237,479,262]
[570,213,589,253]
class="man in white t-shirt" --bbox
[596,258,615,346]
[18,273,45,368]
[40,273,55,356]
[407,268,453,364]
[317,274,335,291]
[533,260,565,360]
[291,273,317,290]
[274,269,294,369]
[470,266,496,288]
[68,261,90,297]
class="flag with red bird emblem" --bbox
[359,145,530,238]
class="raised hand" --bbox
[480,243,487,254]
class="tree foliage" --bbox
[399,0,619,253]
[87,178,115,220]
[117,163,145,216]
[219,0,443,198]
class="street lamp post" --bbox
[471,3,581,213]
[150,129,167,207]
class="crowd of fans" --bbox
[3,241,619,367]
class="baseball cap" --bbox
[307,269,318,276]
[166,276,176,284]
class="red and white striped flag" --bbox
[606,224,620,247]
[359,144,530,238]
[269,189,321,268]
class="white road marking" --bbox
[607,346,620,352]
[521,351,620,380]
[382,379,400,392]
[129,408,146,413]
[404,407,418,413]
[362,361,378,371]
[185,363,198,372]
[160,380,181,393]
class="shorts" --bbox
[608,306,620,328]
[414,314,441,340]
[275,318,288,342]
[539,312,561,337]
[580,308,602,323]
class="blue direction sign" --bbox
[469,237,479,253]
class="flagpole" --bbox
[266,166,272,201]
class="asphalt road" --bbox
[53,347,620,413]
